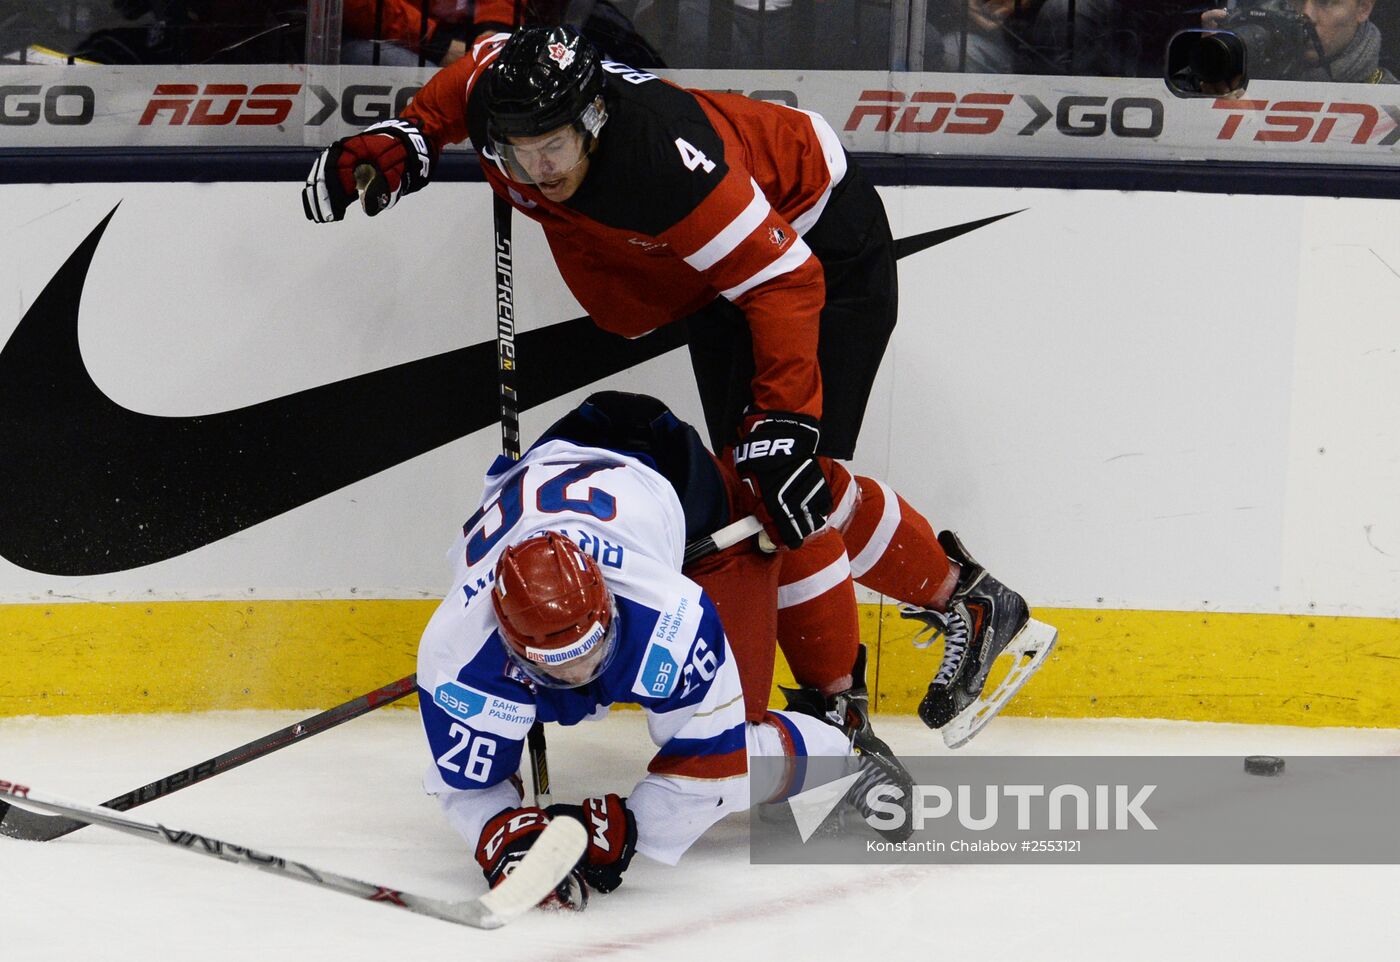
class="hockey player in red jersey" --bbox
[302,26,1057,749]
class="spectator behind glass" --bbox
[632,0,891,69]
[73,0,304,63]
[342,0,478,65]
[343,0,664,67]
[926,0,1028,72]
[925,0,1138,76]
[1202,0,1396,82]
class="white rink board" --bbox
[0,182,1396,616]
[3,66,1399,169]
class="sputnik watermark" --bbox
[781,771,1155,845]
[751,756,1400,864]
[860,782,1158,833]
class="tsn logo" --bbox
[1212,99,1400,145]
[139,83,301,126]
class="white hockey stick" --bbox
[0,779,586,930]
[682,514,776,567]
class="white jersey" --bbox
[417,439,752,864]
[421,438,688,658]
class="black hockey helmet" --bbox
[486,26,606,140]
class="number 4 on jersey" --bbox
[674,138,716,174]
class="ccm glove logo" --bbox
[479,808,549,864]
[546,794,637,894]
[475,805,589,910]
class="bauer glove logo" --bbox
[733,437,796,463]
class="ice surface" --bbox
[4,711,1399,961]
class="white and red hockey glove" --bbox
[732,411,832,549]
[546,794,637,894]
[302,118,434,223]
[475,806,588,911]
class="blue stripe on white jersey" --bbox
[652,722,748,762]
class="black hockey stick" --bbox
[492,190,553,805]
[0,779,586,929]
[0,674,417,843]
[493,191,522,462]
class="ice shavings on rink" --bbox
[4,710,1400,962]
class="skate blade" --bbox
[941,619,1058,750]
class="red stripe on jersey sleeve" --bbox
[647,747,748,781]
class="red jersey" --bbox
[403,33,848,420]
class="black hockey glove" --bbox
[475,806,588,911]
[733,411,832,549]
[302,118,435,223]
[546,794,637,894]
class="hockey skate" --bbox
[781,645,915,842]
[901,530,1058,750]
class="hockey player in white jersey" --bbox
[417,393,913,910]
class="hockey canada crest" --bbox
[768,226,789,247]
[547,41,576,69]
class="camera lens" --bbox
[1189,32,1245,84]
[1164,28,1248,96]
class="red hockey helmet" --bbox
[492,531,618,688]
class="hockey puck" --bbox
[1244,755,1285,776]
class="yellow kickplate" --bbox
[1,600,429,715]
[4,599,1399,728]
[857,604,1400,729]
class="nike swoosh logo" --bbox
[0,204,1018,575]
